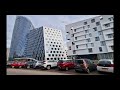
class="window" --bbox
[88,48,93,53]
[47,41,49,43]
[87,38,91,42]
[84,22,87,25]
[71,34,74,37]
[51,42,52,43]
[64,58,66,59]
[96,22,100,26]
[86,44,88,47]
[91,19,95,23]
[111,46,113,50]
[62,54,64,56]
[95,37,100,41]
[51,58,53,60]
[54,42,56,44]
[108,17,113,21]
[50,51,52,53]
[100,41,105,46]
[53,45,55,47]
[59,45,61,47]
[73,50,76,54]
[60,51,62,53]
[74,29,76,32]
[46,44,48,46]
[56,45,58,47]
[52,54,54,56]
[54,58,56,60]
[88,25,90,28]
[48,54,51,56]
[107,34,113,38]
[93,27,97,31]
[99,47,102,52]
[98,31,102,35]
[100,16,103,20]
[76,45,78,49]
[85,35,86,38]
[89,33,92,37]
[57,51,58,53]
[58,48,59,50]
[61,58,63,60]
[53,51,55,53]
[56,54,57,56]
[83,26,85,29]
[85,30,89,33]
[51,48,53,50]
[91,43,94,47]
[104,23,110,27]
[59,54,61,56]
[69,46,71,50]
[72,42,75,45]
[47,58,49,60]
[75,37,77,40]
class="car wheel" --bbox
[86,68,90,73]
[46,65,51,70]
[27,66,30,69]
[75,70,79,72]
[12,66,14,68]
[65,67,68,71]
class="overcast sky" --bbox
[7,15,100,49]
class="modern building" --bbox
[24,26,67,61]
[9,16,34,60]
[7,48,10,61]
[65,15,113,60]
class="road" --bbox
[7,68,104,75]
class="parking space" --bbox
[7,67,105,75]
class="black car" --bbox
[74,59,97,73]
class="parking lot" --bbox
[7,67,106,75]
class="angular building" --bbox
[9,16,34,60]
[65,15,113,60]
[24,26,67,61]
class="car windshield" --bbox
[99,61,111,64]
[75,60,83,64]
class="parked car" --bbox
[25,60,42,69]
[57,60,75,70]
[41,60,58,70]
[11,61,26,68]
[74,59,97,73]
[7,61,14,68]
[97,59,114,73]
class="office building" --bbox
[24,26,67,61]
[65,15,113,60]
[9,16,34,60]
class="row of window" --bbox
[50,48,62,50]
[45,33,61,36]
[47,57,66,60]
[48,54,65,57]
[47,41,62,44]
[46,39,62,41]
[72,47,103,54]
[48,51,65,53]
[46,44,61,47]
[69,41,106,50]
[75,36,101,42]
[45,28,60,32]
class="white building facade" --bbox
[65,15,113,60]
[24,26,67,61]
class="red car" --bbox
[11,61,27,68]
[57,60,75,70]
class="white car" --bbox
[41,60,58,70]
[97,59,114,73]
